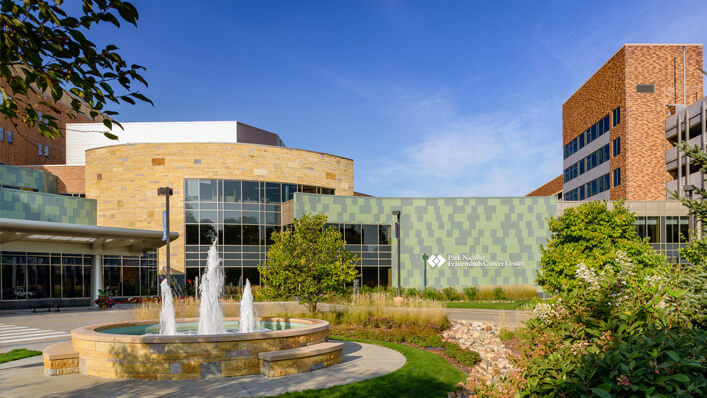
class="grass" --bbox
[276,338,466,398]
[0,348,42,364]
[444,301,529,310]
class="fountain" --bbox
[56,241,342,380]
[239,279,258,333]
[197,242,225,334]
[159,279,177,335]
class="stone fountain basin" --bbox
[69,317,333,380]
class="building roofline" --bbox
[563,43,703,107]
[84,141,353,162]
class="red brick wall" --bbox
[624,45,703,200]
[527,175,563,197]
[25,165,85,194]
[562,44,704,201]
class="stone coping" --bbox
[71,317,329,343]
[258,342,343,361]
[43,342,78,361]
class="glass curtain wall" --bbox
[1,252,93,301]
[184,179,335,291]
[634,216,690,264]
[101,252,158,297]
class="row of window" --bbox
[563,144,611,183]
[38,143,50,157]
[563,107,621,159]
[564,173,611,201]
[184,265,392,289]
[0,252,158,300]
[635,216,690,244]
[185,179,334,204]
[0,127,13,144]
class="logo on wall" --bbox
[427,254,524,268]
[427,254,446,268]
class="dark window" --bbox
[613,106,621,127]
[301,185,317,194]
[378,225,391,245]
[224,225,242,245]
[362,225,378,245]
[186,225,199,244]
[636,84,655,93]
[344,224,361,244]
[265,226,280,245]
[7,130,12,144]
[123,267,139,296]
[613,168,621,187]
[646,217,659,243]
[44,145,49,157]
[265,182,281,203]
[200,224,217,245]
[38,143,42,155]
[613,137,621,157]
[242,225,260,245]
[223,180,241,202]
[242,181,260,203]
[281,184,297,202]
[0,127,4,141]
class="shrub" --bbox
[493,287,504,300]
[537,201,664,293]
[423,288,444,301]
[442,287,459,301]
[469,253,705,397]
[404,288,421,298]
[463,286,479,301]
[443,343,481,367]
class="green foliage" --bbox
[422,287,444,301]
[537,201,665,293]
[0,348,41,364]
[442,287,458,301]
[472,253,705,397]
[1,0,151,139]
[403,287,421,298]
[492,286,504,300]
[443,343,481,367]
[677,237,707,327]
[463,286,478,301]
[259,213,358,312]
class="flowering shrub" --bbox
[468,252,706,397]
[94,289,115,308]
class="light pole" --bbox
[422,253,428,290]
[158,187,174,286]
[392,210,401,296]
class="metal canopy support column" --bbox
[678,113,683,196]
[91,253,103,304]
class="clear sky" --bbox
[90,0,707,197]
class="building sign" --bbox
[427,254,524,268]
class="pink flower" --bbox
[616,375,631,386]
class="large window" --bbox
[563,113,611,159]
[101,252,157,297]
[184,179,336,288]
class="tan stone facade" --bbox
[563,44,703,201]
[84,142,354,274]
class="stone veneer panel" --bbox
[84,142,353,276]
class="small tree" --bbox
[259,213,358,312]
[537,201,664,293]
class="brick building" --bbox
[530,44,704,201]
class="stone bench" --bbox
[258,342,343,377]
[43,342,79,376]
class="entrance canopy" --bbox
[0,218,178,254]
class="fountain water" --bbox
[159,279,177,335]
[197,242,225,334]
[239,279,258,333]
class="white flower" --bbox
[575,262,599,289]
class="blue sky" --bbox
[92,0,707,197]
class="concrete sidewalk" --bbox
[0,340,405,398]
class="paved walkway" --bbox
[0,340,405,398]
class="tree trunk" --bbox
[308,302,317,313]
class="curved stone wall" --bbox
[84,143,354,274]
[71,317,330,380]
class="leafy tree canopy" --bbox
[0,0,151,139]
[259,213,358,312]
[537,201,664,293]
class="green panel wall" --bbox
[0,188,97,225]
[0,164,57,193]
[294,194,558,290]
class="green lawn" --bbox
[0,349,42,364]
[277,338,466,398]
[444,301,529,310]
